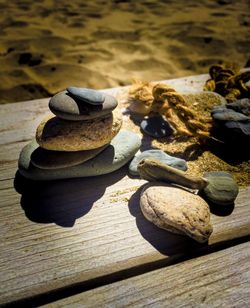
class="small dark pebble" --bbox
[140,116,174,138]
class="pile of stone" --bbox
[18,87,141,180]
[211,98,250,145]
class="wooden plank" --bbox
[0,74,249,305]
[48,242,250,307]
[0,175,249,305]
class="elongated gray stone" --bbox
[67,87,105,105]
[212,107,249,121]
[129,149,187,176]
[49,91,118,120]
[18,130,141,181]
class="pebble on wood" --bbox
[129,149,187,176]
[49,91,118,121]
[140,116,174,138]
[18,130,141,181]
[67,87,105,105]
[140,183,213,243]
[202,171,239,205]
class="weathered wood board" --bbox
[48,242,250,307]
[0,74,249,306]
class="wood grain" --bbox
[48,242,250,307]
[0,74,249,306]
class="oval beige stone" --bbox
[140,183,213,243]
[36,111,122,151]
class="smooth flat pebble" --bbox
[140,116,174,138]
[18,130,141,181]
[129,149,187,176]
[31,144,108,169]
[36,111,122,151]
[49,91,118,120]
[140,183,213,243]
[202,171,239,205]
[67,87,105,105]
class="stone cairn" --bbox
[18,87,141,181]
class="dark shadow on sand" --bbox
[128,184,205,256]
[14,167,126,228]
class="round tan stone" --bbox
[36,111,122,151]
[140,183,213,243]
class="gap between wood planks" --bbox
[4,234,250,308]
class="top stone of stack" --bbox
[49,87,118,121]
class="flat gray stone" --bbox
[212,107,249,122]
[67,87,105,105]
[49,91,118,120]
[18,130,141,180]
[129,149,187,176]
[203,171,239,205]
[227,98,250,116]
[31,144,108,169]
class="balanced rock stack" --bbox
[18,87,141,181]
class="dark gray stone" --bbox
[212,107,249,122]
[227,98,250,116]
[49,91,118,120]
[203,171,239,205]
[140,116,174,138]
[18,130,141,181]
[67,87,105,105]
[129,149,187,176]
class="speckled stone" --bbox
[67,87,105,105]
[18,130,141,181]
[129,149,187,176]
[202,171,239,205]
[140,183,213,243]
[49,91,118,120]
[140,116,174,138]
[31,144,108,169]
[36,110,122,151]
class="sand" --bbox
[0,0,249,103]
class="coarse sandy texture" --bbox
[0,0,249,103]
[36,110,122,151]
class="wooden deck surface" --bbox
[48,242,250,308]
[0,74,249,306]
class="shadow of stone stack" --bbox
[18,87,141,181]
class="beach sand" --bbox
[0,0,249,103]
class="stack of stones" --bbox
[18,87,141,180]
[211,98,250,146]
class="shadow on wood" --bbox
[128,185,205,256]
[14,167,126,227]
